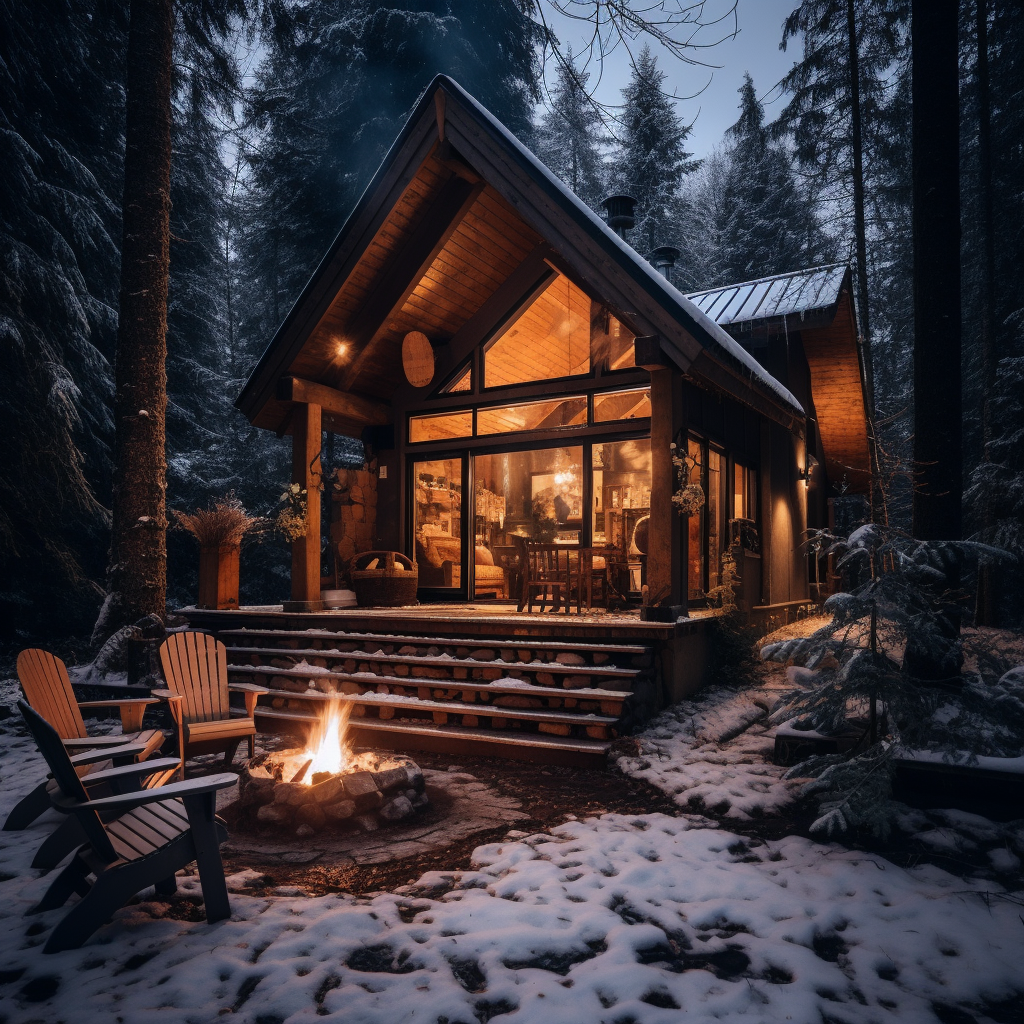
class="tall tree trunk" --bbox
[911,0,962,543]
[103,0,174,634]
[975,0,997,623]
[847,0,883,523]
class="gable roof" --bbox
[686,264,849,330]
[236,75,805,434]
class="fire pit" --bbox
[236,697,427,835]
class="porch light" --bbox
[799,453,819,484]
[335,340,349,358]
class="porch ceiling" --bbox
[252,152,542,434]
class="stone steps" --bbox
[252,708,613,767]
[218,624,656,766]
[228,663,629,710]
[251,687,617,733]
[221,628,649,662]
[225,645,639,689]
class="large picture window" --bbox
[483,274,591,387]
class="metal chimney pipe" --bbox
[651,244,681,284]
[602,194,636,239]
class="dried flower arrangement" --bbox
[275,482,309,541]
[172,494,263,546]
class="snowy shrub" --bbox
[761,524,1019,837]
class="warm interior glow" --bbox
[303,696,353,781]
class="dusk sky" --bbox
[542,0,802,158]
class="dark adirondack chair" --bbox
[27,740,179,871]
[157,632,267,778]
[4,649,165,832]
[19,701,236,954]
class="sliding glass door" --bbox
[411,457,464,592]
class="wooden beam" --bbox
[278,376,390,427]
[634,335,669,370]
[647,367,685,610]
[336,174,484,392]
[435,87,445,141]
[283,402,323,612]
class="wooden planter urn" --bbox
[173,495,258,611]
[198,543,241,609]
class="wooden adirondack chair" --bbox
[157,632,267,777]
[4,649,165,832]
[28,741,179,872]
[19,700,236,954]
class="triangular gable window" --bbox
[483,274,591,388]
[441,363,472,394]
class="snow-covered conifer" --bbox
[613,45,697,258]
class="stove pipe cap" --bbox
[602,194,636,237]
[651,244,681,278]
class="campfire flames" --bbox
[304,696,353,782]
[274,695,389,784]
[239,694,427,829]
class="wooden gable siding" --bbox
[257,157,543,431]
[800,291,871,491]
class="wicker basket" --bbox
[350,550,419,607]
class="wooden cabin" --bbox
[206,77,873,763]
[236,75,870,622]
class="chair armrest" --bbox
[229,682,269,717]
[228,682,270,694]
[150,689,182,702]
[63,735,133,750]
[77,698,159,709]
[80,697,160,733]
[67,773,238,812]
[151,689,184,725]
[76,758,181,788]
[69,743,149,766]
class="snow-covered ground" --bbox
[1,714,1023,1024]
[615,679,798,820]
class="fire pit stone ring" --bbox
[238,749,427,834]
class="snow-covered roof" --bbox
[685,264,848,328]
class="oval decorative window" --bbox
[402,331,434,387]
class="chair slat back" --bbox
[159,632,229,724]
[17,649,87,740]
[18,701,115,860]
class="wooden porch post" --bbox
[648,366,686,613]
[283,402,323,612]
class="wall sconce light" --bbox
[799,453,819,484]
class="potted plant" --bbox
[172,495,262,609]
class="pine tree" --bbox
[535,51,607,210]
[0,0,125,637]
[763,524,1018,838]
[674,147,733,291]
[777,0,912,509]
[98,0,252,639]
[613,44,697,258]
[719,74,831,283]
